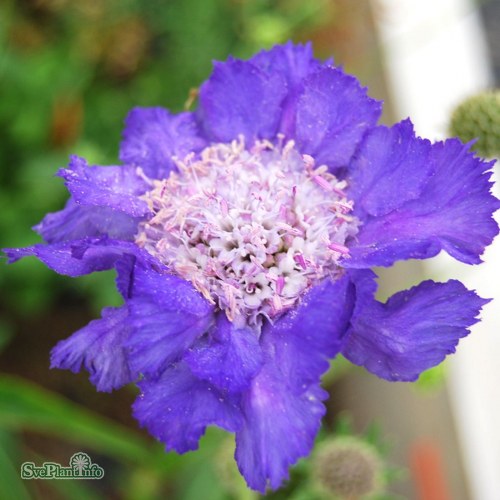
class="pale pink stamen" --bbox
[294,253,307,270]
[136,137,360,327]
[328,243,350,255]
[276,276,285,295]
[313,175,333,192]
[273,294,283,313]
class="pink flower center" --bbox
[136,137,359,327]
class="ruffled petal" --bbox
[235,364,327,493]
[51,306,132,392]
[261,276,355,386]
[133,362,243,453]
[342,278,489,381]
[4,237,153,277]
[250,42,327,136]
[120,108,207,179]
[34,199,140,243]
[251,41,325,88]
[347,120,434,217]
[234,277,353,492]
[346,121,500,267]
[123,263,214,378]
[57,156,150,217]
[184,313,263,393]
[199,58,287,143]
[293,67,382,170]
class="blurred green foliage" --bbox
[0,374,235,499]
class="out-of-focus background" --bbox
[0,0,498,499]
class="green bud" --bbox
[449,90,500,158]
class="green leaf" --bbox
[0,374,154,465]
[23,449,107,500]
[0,430,32,500]
[0,320,14,353]
[46,475,107,500]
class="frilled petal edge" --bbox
[120,107,207,179]
[51,306,132,392]
[57,156,151,217]
[250,41,326,88]
[345,121,500,267]
[34,199,140,244]
[4,238,156,277]
[342,276,490,381]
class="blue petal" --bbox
[120,107,207,179]
[133,362,243,453]
[234,277,353,492]
[342,277,490,381]
[34,199,140,243]
[184,313,263,393]
[235,364,327,493]
[261,276,355,387]
[57,156,150,217]
[293,67,381,170]
[4,237,154,277]
[199,58,287,143]
[347,120,434,217]
[346,121,500,267]
[250,42,327,136]
[123,262,214,378]
[251,42,326,88]
[51,306,132,392]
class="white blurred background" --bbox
[371,1,499,498]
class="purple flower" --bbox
[5,43,499,492]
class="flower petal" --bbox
[199,58,287,143]
[346,122,500,267]
[124,263,214,378]
[4,238,153,277]
[251,41,325,88]
[235,364,327,493]
[347,120,434,217]
[234,277,353,492]
[57,156,150,217]
[120,108,207,179]
[261,276,355,386]
[342,278,490,381]
[184,313,263,393]
[294,67,381,170]
[51,306,132,392]
[133,362,243,453]
[34,199,140,243]
[250,42,327,136]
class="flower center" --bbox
[136,137,359,327]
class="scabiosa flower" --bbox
[4,43,499,492]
